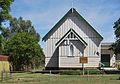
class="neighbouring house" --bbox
[101,43,116,67]
[0,55,10,73]
[42,8,116,70]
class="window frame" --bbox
[69,44,74,56]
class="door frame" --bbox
[101,54,110,67]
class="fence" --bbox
[0,70,119,84]
[0,71,11,82]
[0,69,104,81]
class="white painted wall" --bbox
[44,15,102,68]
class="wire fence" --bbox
[0,69,104,82]
[0,70,120,84]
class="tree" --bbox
[111,18,120,54]
[1,17,40,41]
[0,1,44,71]
[0,0,13,25]
[0,35,5,54]
[3,17,44,71]
[6,32,44,71]
[0,0,13,54]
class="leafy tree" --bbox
[1,17,41,53]
[3,17,44,71]
[111,18,120,54]
[0,35,5,53]
[0,0,44,71]
[0,0,13,25]
[0,0,13,54]
[1,17,40,41]
[6,32,44,71]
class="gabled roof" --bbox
[55,28,87,47]
[42,8,103,41]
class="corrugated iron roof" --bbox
[0,55,9,61]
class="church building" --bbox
[42,8,116,70]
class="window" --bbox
[70,45,74,56]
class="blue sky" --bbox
[10,0,120,48]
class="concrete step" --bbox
[100,67,118,70]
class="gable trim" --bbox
[55,28,88,47]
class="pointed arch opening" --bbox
[70,45,74,56]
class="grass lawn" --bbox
[0,73,120,84]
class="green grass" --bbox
[0,73,120,84]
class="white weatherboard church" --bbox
[42,8,116,70]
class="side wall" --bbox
[0,61,10,75]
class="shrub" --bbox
[59,69,102,75]
[59,70,81,75]
[116,61,120,70]
[87,69,102,74]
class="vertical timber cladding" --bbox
[0,55,10,74]
[43,8,103,69]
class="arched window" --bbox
[70,45,74,56]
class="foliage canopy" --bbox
[0,0,13,25]
[0,1,44,71]
[0,0,14,54]
[111,18,120,54]
[6,32,44,70]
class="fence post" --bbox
[49,70,51,82]
[87,70,89,81]
[1,71,3,82]
[10,72,12,79]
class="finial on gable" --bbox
[69,8,75,16]
[71,0,77,12]
[71,8,76,13]
[72,8,73,13]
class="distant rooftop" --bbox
[101,42,114,45]
[101,42,113,50]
